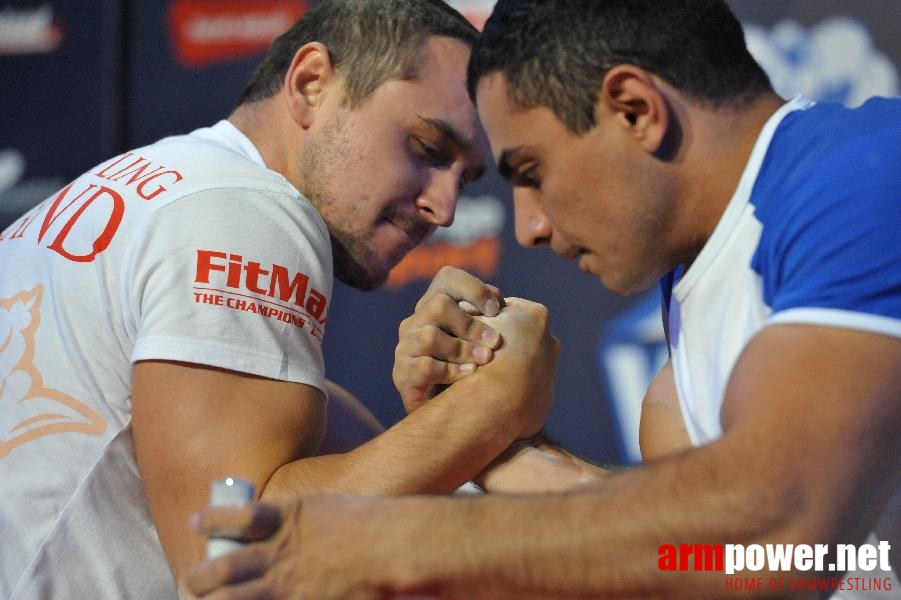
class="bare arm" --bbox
[639,360,692,462]
[477,360,690,493]
[135,268,540,582]
[475,435,612,494]
[186,325,901,599]
[419,325,901,598]
[392,267,607,494]
[479,358,688,495]
[137,299,554,581]
[260,296,559,502]
[131,361,327,581]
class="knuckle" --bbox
[417,325,440,347]
[436,265,458,279]
[448,338,466,361]
[430,293,456,314]
[391,362,405,381]
[532,303,551,323]
[210,555,235,583]
[415,356,436,378]
[392,349,412,373]
[397,315,415,335]
[465,318,485,339]
[444,364,465,382]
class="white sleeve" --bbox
[121,186,332,393]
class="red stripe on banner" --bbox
[168,0,309,69]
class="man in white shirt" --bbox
[0,1,556,597]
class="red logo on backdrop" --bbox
[385,195,506,289]
[168,0,309,68]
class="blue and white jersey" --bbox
[662,95,901,446]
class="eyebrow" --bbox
[417,115,471,151]
[416,115,486,182]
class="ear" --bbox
[596,65,669,154]
[283,42,338,128]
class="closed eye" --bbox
[412,137,453,169]
[515,165,541,189]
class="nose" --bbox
[416,169,459,227]
[513,187,552,248]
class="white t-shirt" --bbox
[0,121,332,599]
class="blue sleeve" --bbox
[752,116,901,336]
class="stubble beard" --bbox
[298,114,388,292]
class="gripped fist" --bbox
[394,267,505,413]
[473,297,560,439]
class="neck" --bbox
[229,99,304,190]
[672,91,786,266]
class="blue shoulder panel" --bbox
[750,98,901,321]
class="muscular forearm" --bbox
[386,436,844,600]
[261,370,526,500]
[476,441,611,494]
[187,328,901,600]
[186,435,830,600]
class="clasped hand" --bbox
[393,266,559,439]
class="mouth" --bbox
[374,219,425,265]
[382,212,432,250]
[388,220,416,247]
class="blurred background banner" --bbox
[2,0,897,465]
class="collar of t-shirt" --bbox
[202,119,269,170]
[672,94,814,298]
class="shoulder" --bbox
[129,129,328,249]
[748,99,901,322]
[752,98,901,248]
[132,124,303,203]
[755,98,901,207]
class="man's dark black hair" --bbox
[467,0,773,133]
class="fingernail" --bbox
[481,328,500,346]
[474,346,491,363]
[460,363,476,373]
[189,512,201,532]
[484,298,500,317]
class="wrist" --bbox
[378,497,457,597]
[465,368,548,443]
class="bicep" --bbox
[131,360,325,580]
[721,324,901,541]
[639,360,692,462]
